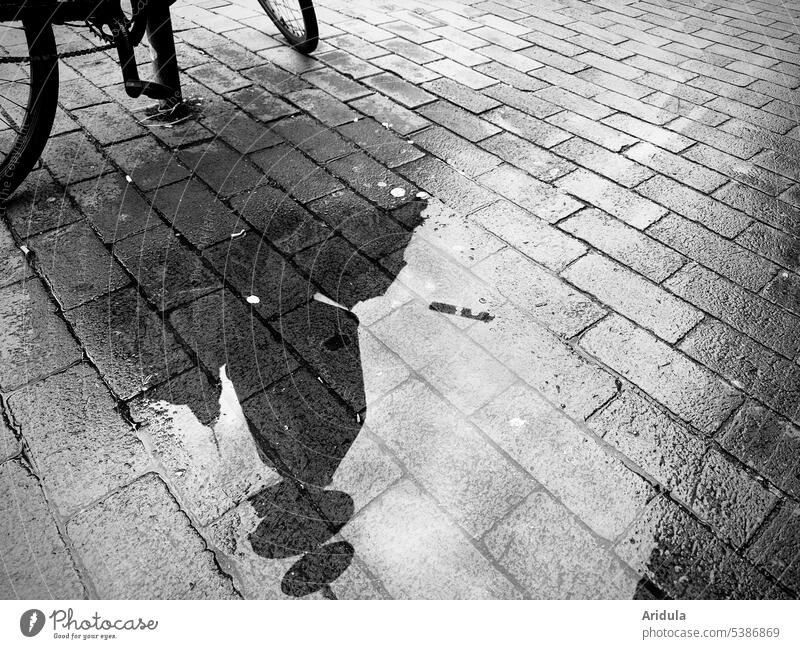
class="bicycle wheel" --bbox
[257,0,318,54]
[0,18,58,200]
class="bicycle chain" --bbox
[0,23,114,63]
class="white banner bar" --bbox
[2,600,798,649]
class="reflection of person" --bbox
[235,192,429,597]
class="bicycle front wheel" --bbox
[0,18,58,200]
[257,0,318,54]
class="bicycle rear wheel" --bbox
[257,0,318,54]
[0,18,58,200]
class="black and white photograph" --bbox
[0,0,799,645]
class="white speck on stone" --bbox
[381,122,390,128]
[781,271,789,278]
[246,295,260,304]
[416,191,430,199]
[390,187,406,198]
[19,245,29,255]
[231,229,246,239]
[353,117,360,122]
[46,196,56,203]
[377,181,387,187]
[509,418,527,427]
[125,174,132,183]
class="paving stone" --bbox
[601,113,692,153]
[104,138,189,193]
[305,188,409,260]
[72,102,147,145]
[42,131,107,185]
[736,221,800,274]
[414,126,502,178]
[0,221,30,290]
[748,504,800,593]
[485,106,570,149]
[637,175,751,237]
[564,253,701,343]
[419,100,501,142]
[114,224,222,311]
[66,288,192,400]
[691,449,777,547]
[617,495,774,599]
[685,145,793,198]
[474,248,605,338]
[476,61,549,92]
[467,303,616,420]
[150,177,246,249]
[28,222,129,310]
[317,49,382,79]
[67,174,158,243]
[272,114,355,163]
[328,152,414,210]
[200,109,283,155]
[364,72,436,109]
[204,234,309,320]
[169,290,297,401]
[343,480,521,599]
[421,77,503,113]
[0,460,84,598]
[484,492,638,598]
[625,142,727,193]
[251,144,344,202]
[398,156,496,215]
[278,299,367,410]
[553,137,653,187]
[763,270,800,316]
[679,317,800,426]
[591,391,704,502]
[0,279,83,391]
[556,169,666,229]
[667,116,764,160]
[369,378,531,536]
[67,473,237,598]
[666,263,800,359]
[559,208,684,282]
[481,132,572,182]
[241,366,359,486]
[473,383,651,539]
[533,86,612,121]
[177,139,264,198]
[293,235,392,310]
[581,315,742,434]
[187,61,251,94]
[4,170,81,238]
[480,164,582,223]
[350,93,430,135]
[303,69,370,101]
[648,214,778,291]
[287,88,360,127]
[227,85,298,122]
[723,404,800,500]
[472,200,586,271]
[714,181,800,239]
[337,118,423,168]
[7,363,149,515]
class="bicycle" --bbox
[0,0,318,200]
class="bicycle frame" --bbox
[0,0,175,100]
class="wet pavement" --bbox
[1,0,800,599]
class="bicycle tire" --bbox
[257,0,318,54]
[0,18,58,200]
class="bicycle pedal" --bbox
[125,80,174,101]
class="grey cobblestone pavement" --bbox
[2,0,800,599]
